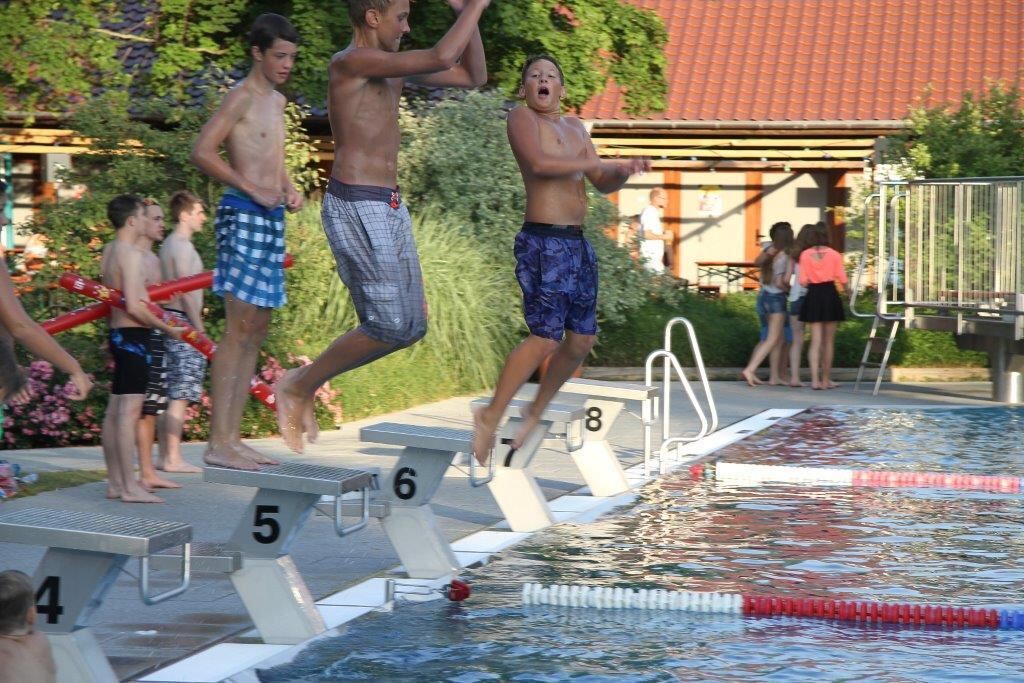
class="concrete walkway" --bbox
[0,379,998,681]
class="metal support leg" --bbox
[33,548,127,683]
[487,420,555,532]
[229,556,324,645]
[378,446,461,579]
[572,399,630,496]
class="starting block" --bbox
[150,462,377,645]
[359,423,493,580]
[0,507,192,683]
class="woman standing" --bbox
[741,222,794,386]
[798,224,847,390]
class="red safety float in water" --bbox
[444,579,472,602]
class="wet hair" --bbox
[0,570,33,634]
[347,0,398,27]
[169,190,203,223]
[521,54,565,86]
[248,13,299,53]
[107,194,143,230]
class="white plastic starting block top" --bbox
[515,380,658,497]
[466,399,585,533]
[359,422,494,580]
[0,507,193,683]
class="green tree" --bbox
[887,83,1024,178]
[2,1,667,116]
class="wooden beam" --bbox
[745,172,763,262]
[664,170,683,279]
[595,147,871,159]
[648,159,863,170]
[591,136,877,148]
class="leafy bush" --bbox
[2,361,105,448]
[593,290,987,369]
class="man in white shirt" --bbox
[637,187,671,273]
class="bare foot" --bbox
[511,406,542,450]
[788,381,805,388]
[106,485,122,500]
[811,383,823,390]
[825,381,840,389]
[472,406,498,466]
[741,369,762,387]
[157,460,203,474]
[120,482,164,503]
[274,369,307,453]
[234,441,280,466]
[768,378,784,386]
[141,474,182,490]
[303,398,320,445]
[204,443,260,471]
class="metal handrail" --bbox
[469,447,496,487]
[848,192,879,319]
[641,317,719,473]
[333,487,371,537]
[140,543,191,605]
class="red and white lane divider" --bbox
[689,462,1022,493]
[521,583,1024,629]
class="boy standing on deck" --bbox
[191,14,302,470]
[472,55,649,463]
[273,0,490,453]
[157,190,208,474]
[101,194,184,503]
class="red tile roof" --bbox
[581,0,1024,122]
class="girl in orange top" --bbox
[797,224,847,390]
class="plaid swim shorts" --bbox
[514,222,599,341]
[321,179,427,346]
[213,189,287,309]
[163,308,207,404]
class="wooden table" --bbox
[695,261,760,294]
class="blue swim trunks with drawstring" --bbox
[514,222,598,341]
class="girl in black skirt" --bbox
[797,224,847,390]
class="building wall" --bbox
[676,172,748,284]
[760,171,828,235]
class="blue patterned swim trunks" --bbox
[514,222,598,341]
[213,188,287,308]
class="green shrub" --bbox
[593,290,988,368]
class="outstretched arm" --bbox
[582,129,651,194]
[0,262,92,399]
[338,0,489,81]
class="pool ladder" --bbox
[643,317,718,474]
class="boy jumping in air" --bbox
[472,55,649,463]
[274,0,490,452]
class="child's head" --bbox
[107,194,144,231]
[141,198,166,242]
[169,190,206,230]
[808,222,831,248]
[0,570,35,635]
[348,0,410,51]
[792,223,817,255]
[248,14,299,85]
[519,54,565,113]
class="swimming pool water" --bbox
[257,407,1024,682]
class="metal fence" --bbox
[876,176,1024,336]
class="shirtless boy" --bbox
[472,55,649,463]
[274,0,490,453]
[191,14,302,470]
[157,190,208,474]
[0,570,55,683]
[134,199,180,492]
[101,194,183,504]
[0,180,92,404]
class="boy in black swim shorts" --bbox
[100,195,184,504]
[472,54,650,464]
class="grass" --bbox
[9,469,107,499]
